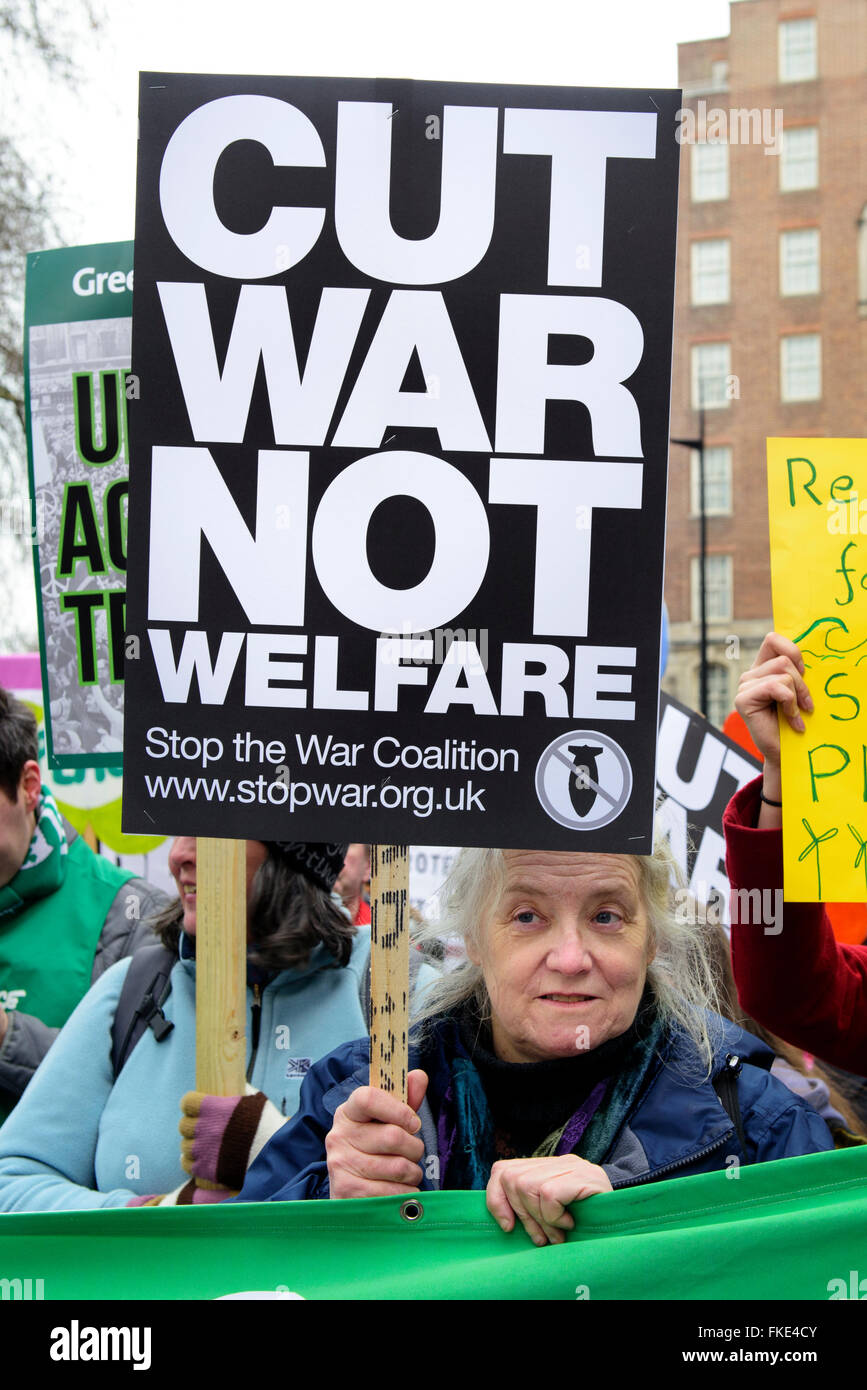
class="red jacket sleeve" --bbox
[724,775,867,1076]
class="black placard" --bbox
[123,73,680,848]
[656,692,761,921]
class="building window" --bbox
[690,446,732,516]
[691,143,729,202]
[691,239,730,305]
[780,228,820,295]
[691,342,731,409]
[780,127,818,191]
[691,554,732,624]
[705,665,731,729]
[779,17,818,82]
[781,333,821,401]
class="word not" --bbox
[675,101,782,155]
[149,448,643,639]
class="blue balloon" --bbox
[660,602,669,680]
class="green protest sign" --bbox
[24,242,134,770]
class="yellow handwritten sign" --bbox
[768,438,867,901]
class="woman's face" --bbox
[168,838,268,936]
[467,851,655,1064]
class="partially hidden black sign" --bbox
[123,73,681,847]
[656,692,761,921]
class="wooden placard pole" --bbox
[369,845,410,1101]
[196,838,247,1096]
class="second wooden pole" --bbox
[369,844,410,1100]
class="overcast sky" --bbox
[3,0,736,646]
[35,0,734,246]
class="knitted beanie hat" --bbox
[265,841,348,893]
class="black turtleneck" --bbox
[457,997,650,1161]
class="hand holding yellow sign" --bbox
[768,438,867,901]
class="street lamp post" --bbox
[671,406,708,718]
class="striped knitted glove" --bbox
[178,1086,286,1194]
[125,1086,286,1206]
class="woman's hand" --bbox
[326,1069,429,1198]
[486,1155,613,1246]
[736,632,813,777]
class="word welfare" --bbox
[149,96,657,718]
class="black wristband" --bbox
[760,793,783,807]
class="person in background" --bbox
[335,843,371,926]
[0,836,436,1211]
[706,920,866,1143]
[724,631,867,1077]
[0,685,166,1121]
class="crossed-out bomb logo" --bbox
[535,730,632,831]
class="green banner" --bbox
[1,1147,865,1300]
[24,242,134,771]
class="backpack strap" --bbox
[111,944,177,1079]
[713,1053,750,1162]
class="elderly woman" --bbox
[235,843,833,1244]
[0,839,435,1211]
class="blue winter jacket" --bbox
[234,1014,834,1202]
[0,928,438,1212]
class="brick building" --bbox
[663,0,867,726]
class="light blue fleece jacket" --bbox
[0,928,437,1212]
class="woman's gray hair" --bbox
[411,840,724,1076]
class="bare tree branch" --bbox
[0,0,105,646]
